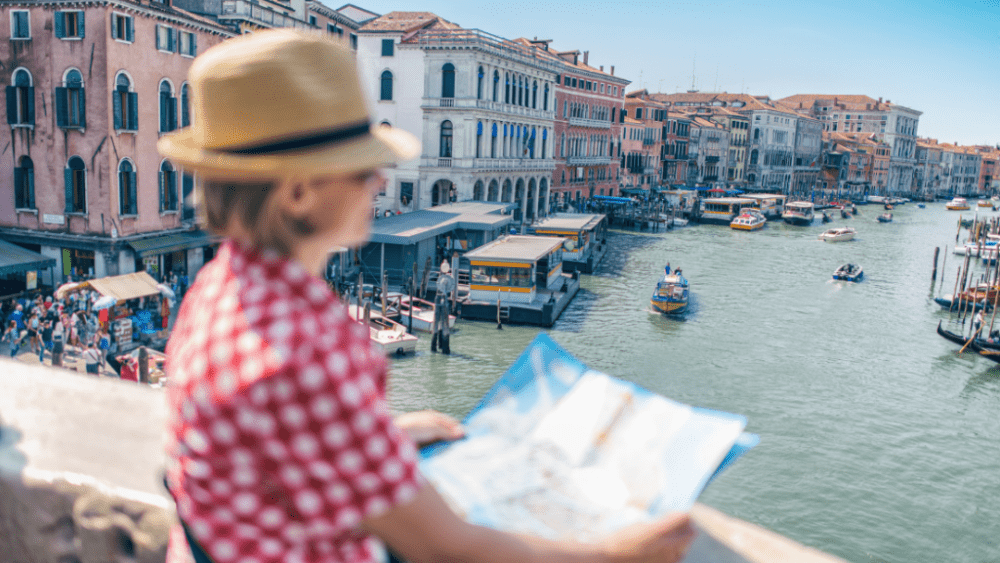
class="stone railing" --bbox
[0,361,847,563]
[567,156,612,166]
[568,116,612,129]
[421,98,555,121]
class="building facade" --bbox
[622,91,664,191]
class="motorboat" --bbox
[832,263,863,282]
[979,199,995,209]
[385,293,456,333]
[818,227,856,242]
[730,209,766,231]
[946,197,971,210]
[782,201,815,225]
[877,213,893,223]
[917,203,926,209]
[651,270,689,315]
[866,195,887,204]
[347,304,418,356]
[884,203,894,210]
[672,217,689,227]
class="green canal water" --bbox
[385,202,1000,563]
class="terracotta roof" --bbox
[359,11,457,32]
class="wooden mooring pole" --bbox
[932,246,940,281]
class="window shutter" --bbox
[181,93,189,127]
[77,87,86,128]
[113,91,122,129]
[126,17,134,42]
[65,168,74,213]
[7,87,18,125]
[159,92,168,132]
[118,171,125,214]
[55,87,68,127]
[79,11,85,38]
[13,169,24,207]
[191,34,197,56]
[169,28,176,53]
[169,96,177,131]
[129,172,137,214]
[127,92,138,130]
[28,170,35,208]
[55,12,66,38]
[26,88,34,125]
[158,170,164,211]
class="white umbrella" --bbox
[156,283,176,301]
[93,295,117,311]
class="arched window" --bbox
[750,149,759,165]
[517,76,523,106]
[180,83,191,127]
[476,121,483,158]
[493,70,500,102]
[439,120,453,158]
[491,123,497,158]
[380,70,393,101]
[160,160,178,211]
[56,69,86,129]
[118,159,137,215]
[14,156,34,209]
[541,129,547,159]
[113,73,137,131]
[441,63,455,98]
[529,127,536,158]
[65,156,86,213]
[159,80,177,133]
[532,81,538,109]
[477,66,484,100]
[505,72,510,104]
[7,69,34,125]
[543,84,549,111]
[753,128,760,142]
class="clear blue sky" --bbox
[338,0,1000,147]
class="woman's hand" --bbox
[394,410,464,447]
[600,512,697,563]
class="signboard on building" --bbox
[42,214,65,225]
[25,271,37,290]
[114,318,133,348]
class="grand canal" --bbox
[385,202,1000,563]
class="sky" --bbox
[333,0,1000,147]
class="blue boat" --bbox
[651,271,689,314]
[832,263,863,282]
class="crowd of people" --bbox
[2,288,127,376]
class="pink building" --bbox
[1,0,231,290]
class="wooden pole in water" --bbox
[950,267,962,320]
[957,215,963,242]
[381,270,388,316]
[356,271,363,321]
[939,246,947,297]
[496,290,503,330]
[407,275,414,334]
[932,246,940,281]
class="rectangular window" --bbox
[179,31,197,57]
[399,182,413,205]
[11,10,30,39]
[111,13,133,42]
[55,85,86,129]
[381,38,394,56]
[350,34,357,50]
[156,25,176,52]
[327,23,342,36]
[55,11,85,39]
[308,15,317,26]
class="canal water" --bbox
[385,202,1000,563]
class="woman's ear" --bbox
[274,177,317,219]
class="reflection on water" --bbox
[387,203,1000,563]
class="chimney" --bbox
[600,65,604,72]
[583,51,589,65]
[878,97,882,103]
[610,65,615,76]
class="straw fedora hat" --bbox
[158,29,419,178]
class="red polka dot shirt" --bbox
[164,241,420,563]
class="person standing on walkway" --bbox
[3,321,22,357]
[50,319,65,368]
[82,342,102,376]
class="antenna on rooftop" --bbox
[690,54,696,92]
[714,66,719,92]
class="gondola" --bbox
[936,321,1000,352]
[970,340,1000,363]
[933,296,993,312]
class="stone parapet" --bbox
[0,360,847,563]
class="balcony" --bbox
[422,98,556,120]
[420,156,556,172]
[219,0,311,29]
[644,167,657,175]
[643,138,656,146]
[567,116,611,129]
[566,156,612,166]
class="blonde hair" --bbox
[200,179,316,256]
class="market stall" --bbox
[57,271,170,351]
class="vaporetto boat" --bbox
[946,197,971,210]
[782,201,815,225]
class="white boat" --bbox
[385,293,456,333]
[946,197,970,210]
[979,199,996,209]
[782,201,815,225]
[818,227,856,242]
[348,304,419,356]
[672,217,689,227]
[730,209,766,231]
[866,195,887,204]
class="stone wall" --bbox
[0,360,847,563]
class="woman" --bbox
[3,320,22,357]
[158,30,694,563]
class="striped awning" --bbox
[0,239,56,276]
[127,230,217,258]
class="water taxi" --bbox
[877,213,893,223]
[651,271,689,314]
[699,197,755,224]
[979,199,995,209]
[730,209,767,231]
[818,227,856,242]
[832,263,863,282]
[348,304,419,356]
[741,193,787,219]
[385,293,456,333]
[946,197,970,210]
[782,201,815,225]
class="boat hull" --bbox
[730,222,765,231]
[783,215,814,226]
[651,298,687,314]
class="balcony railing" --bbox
[567,116,611,129]
[422,157,557,171]
[643,167,657,175]
[438,158,452,167]
[566,156,612,166]
[643,138,656,146]
[219,0,310,29]
[417,29,566,74]
[422,98,556,120]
